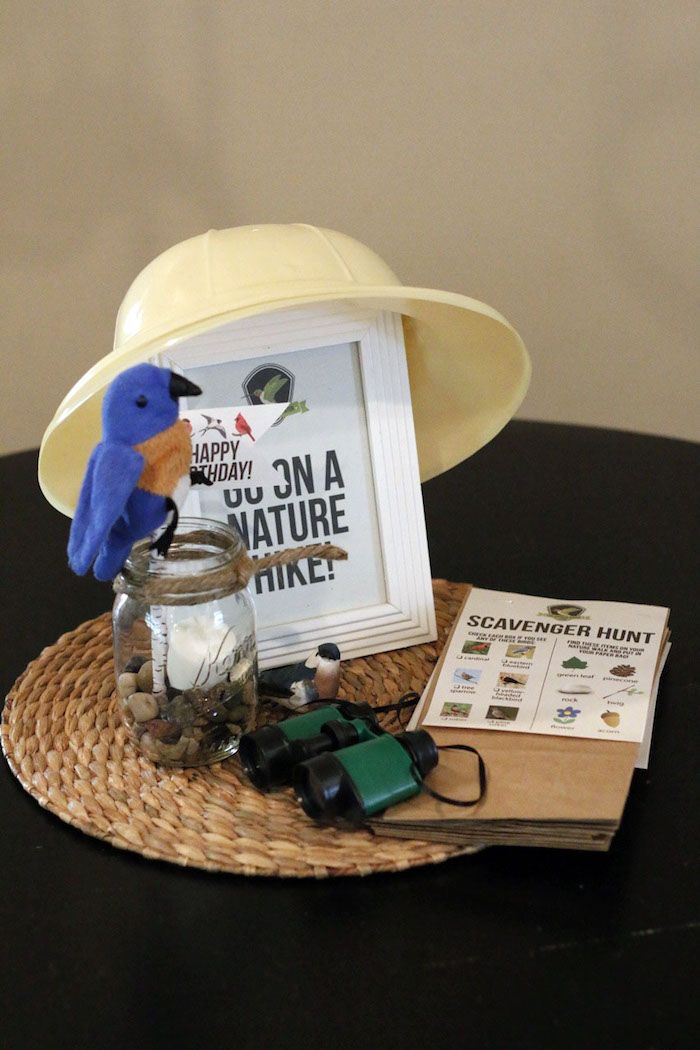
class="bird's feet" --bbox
[149,498,178,558]
[149,529,173,558]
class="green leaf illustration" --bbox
[562,656,588,669]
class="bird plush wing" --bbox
[68,442,144,575]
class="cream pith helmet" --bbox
[39,223,530,516]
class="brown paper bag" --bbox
[371,586,643,849]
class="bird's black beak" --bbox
[169,372,202,400]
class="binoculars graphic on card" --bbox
[239,701,439,822]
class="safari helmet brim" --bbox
[39,224,530,516]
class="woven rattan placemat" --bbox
[2,579,477,877]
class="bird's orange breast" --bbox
[135,420,191,497]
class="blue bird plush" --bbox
[68,363,206,581]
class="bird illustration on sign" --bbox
[254,373,289,404]
[243,364,310,424]
[197,414,227,438]
[234,413,256,441]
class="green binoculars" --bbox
[239,701,439,822]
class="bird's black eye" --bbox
[135,395,148,408]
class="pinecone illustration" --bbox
[610,664,635,677]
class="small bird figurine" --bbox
[259,643,341,709]
[234,412,255,441]
[254,373,289,404]
[67,363,203,581]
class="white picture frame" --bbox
[157,302,436,669]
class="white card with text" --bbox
[422,588,669,743]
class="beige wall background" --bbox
[2,0,698,455]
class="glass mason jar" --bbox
[112,518,257,767]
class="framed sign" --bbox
[157,302,436,668]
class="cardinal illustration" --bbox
[67,364,203,581]
[254,373,288,404]
[259,644,341,709]
[198,414,227,438]
[234,412,255,441]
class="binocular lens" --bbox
[238,725,290,791]
[294,753,351,821]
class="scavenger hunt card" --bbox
[422,588,669,743]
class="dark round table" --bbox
[2,421,698,1049]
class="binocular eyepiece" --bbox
[238,701,439,822]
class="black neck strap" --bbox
[422,744,487,808]
[371,691,421,726]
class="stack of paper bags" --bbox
[371,586,669,851]
[370,729,638,850]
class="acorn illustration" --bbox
[601,711,620,728]
[610,664,635,677]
